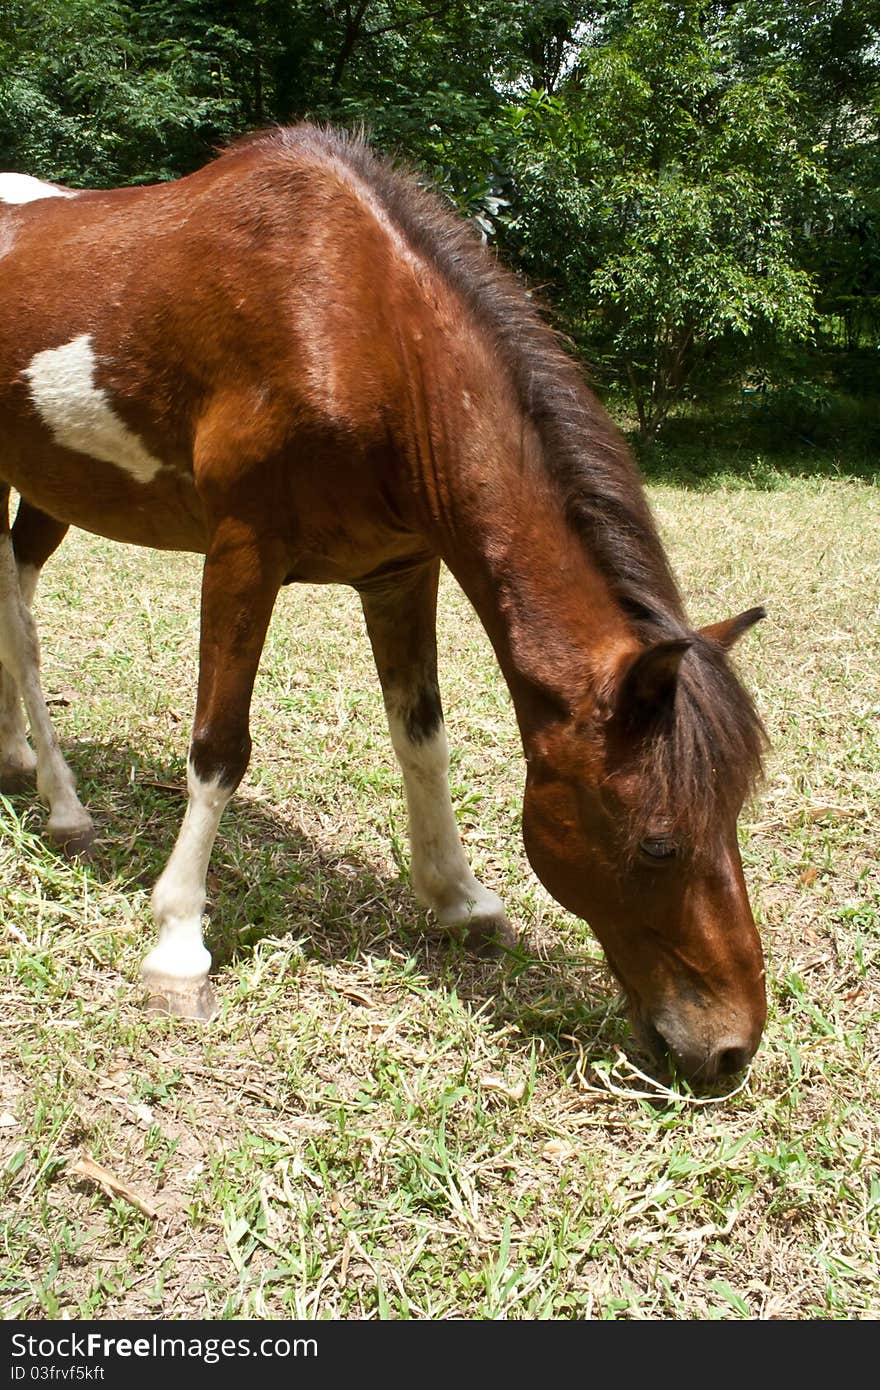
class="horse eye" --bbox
[639,837,677,860]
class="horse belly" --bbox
[0,431,206,551]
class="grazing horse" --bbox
[0,128,768,1082]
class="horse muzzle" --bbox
[638,1003,765,1085]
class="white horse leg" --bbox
[140,517,285,1019]
[387,712,515,950]
[360,564,515,953]
[0,562,38,789]
[140,760,229,1020]
[0,534,94,850]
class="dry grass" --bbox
[1,469,878,1319]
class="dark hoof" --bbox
[0,767,36,796]
[144,977,218,1022]
[47,823,97,858]
[464,916,519,957]
[438,916,519,958]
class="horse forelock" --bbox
[614,636,768,863]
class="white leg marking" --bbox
[0,663,34,778]
[142,762,230,990]
[0,564,38,779]
[0,173,76,204]
[387,713,508,932]
[0,537,92,841]
[16,563,38,609]
[24,336,164,483]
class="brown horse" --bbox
[0,128,768,1082]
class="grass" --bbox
[1,450,878,1320]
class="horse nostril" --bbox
[648,1020,756,1083]
[714,1044,752,1077]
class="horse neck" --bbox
[412,366,640,747]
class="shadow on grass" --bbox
[11,738,630,1072]
[620,394,880,491]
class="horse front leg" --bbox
[0,501,69,792]
[140,519,285,1019]
[359,560,516,953]
[0,495,93,850]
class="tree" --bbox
[721,0,880,353]
[0,0,253,184]
[497,0,822,439]
[0,0,876,426]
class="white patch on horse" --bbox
[387,712,507,929]
[0,173,76,205]
[24,335,164,484]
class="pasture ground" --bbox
[1,443,878,1319]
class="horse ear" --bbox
[699,605,767,651]
[617,638,692,722]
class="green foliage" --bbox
[0,0,253,183]
[0,0,877,430]
[498,2,834,437]
[717,1,880,353]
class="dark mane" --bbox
[241,124,683,630]
[233,125,767,849]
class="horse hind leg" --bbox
[0,653,34,792]
[0,502,69,791]
[360,561,516,954]
[0,500,94,851]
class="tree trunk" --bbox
[330,1,373,89]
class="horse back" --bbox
[0,143,449,567]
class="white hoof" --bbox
[142,972,217,1021]
[141,939,214,1018]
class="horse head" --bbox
[521,607,767,1083]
